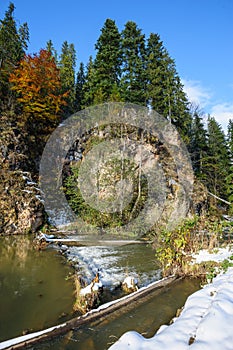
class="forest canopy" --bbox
[0,2,232,215]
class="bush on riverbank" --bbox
[154,215,233,279]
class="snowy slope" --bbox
[109,249,233,350]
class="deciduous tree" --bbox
[9,49,67,125]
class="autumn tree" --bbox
[9,49,67,127]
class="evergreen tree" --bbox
[59,41,76,115]
[0,2,29,111]
[226,119,233,210]
[205,116,230,199]
[146,33,191,141]
[75,62,86,111]
[93,19,122,101]
[82,56,95,107]
[46,39,57,62]
[121,21,147,105]
[189,109,208,178]
[227,119,233,159]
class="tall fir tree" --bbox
[93,19,122,102]
[227,119,233,160]
[146,33,191,141]
[121,21,147,105]
[46,39,58,62]
[82,56,95,107]
[189,109,208,178]
[0,2,29,111]
[205,116,230,199]
[226,119,233,210]
[75,62,86,111]
[59,41,76,116]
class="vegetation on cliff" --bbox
[0,3,232,236]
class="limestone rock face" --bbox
[0,114,47,235]
[0,170,46,235]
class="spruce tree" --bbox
[227,119,233,159]
[226,119,233,210]
[75,62,86,111]
[205,116,230,199]
[189,109,208,178]
[93,19,122,101]
[82,56,95,107]
[0,2,29,111]
[46,39,58,62]
[121,21,147,105]
[146,33,191,141]
[59,41,76,116]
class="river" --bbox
[0,236,201,349]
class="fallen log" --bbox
[0,275,180,350]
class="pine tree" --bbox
[82,56,95,107]
[59,41,76,115]
[226,119,233,210]
[0,2,29,111]
[121,21,147,105]
[205,116,230,199]
[75,62,86,111]
[146,33,191,141]
[93,19,122,101]
[227,119,233,159]
[46,39,58,62]
[189,108,208,178]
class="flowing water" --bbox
[36,278,200,350]
[0,236,201,350]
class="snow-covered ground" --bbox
[109,246,233,350]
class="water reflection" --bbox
[36,278,200,350]
[0,236,74,342]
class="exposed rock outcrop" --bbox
[0,170,46,235]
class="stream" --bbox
[0,236,201,349]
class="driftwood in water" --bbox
[0,275,180,350]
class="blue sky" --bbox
[1,0,233,132]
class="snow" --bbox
[109,247,233,350]
[193,247,233,264]
[122,276,138,289]
[0,324,66,350]
[80,280,103,296]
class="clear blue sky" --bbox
[1,0,233,131]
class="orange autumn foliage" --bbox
[9,49,68,123]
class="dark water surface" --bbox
[0,236,201,350]
[36,278,200,350]
[0,236,74,342]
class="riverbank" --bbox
[109,246,233,349]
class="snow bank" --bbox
[109,263,233,349]
[193,247,233,264]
